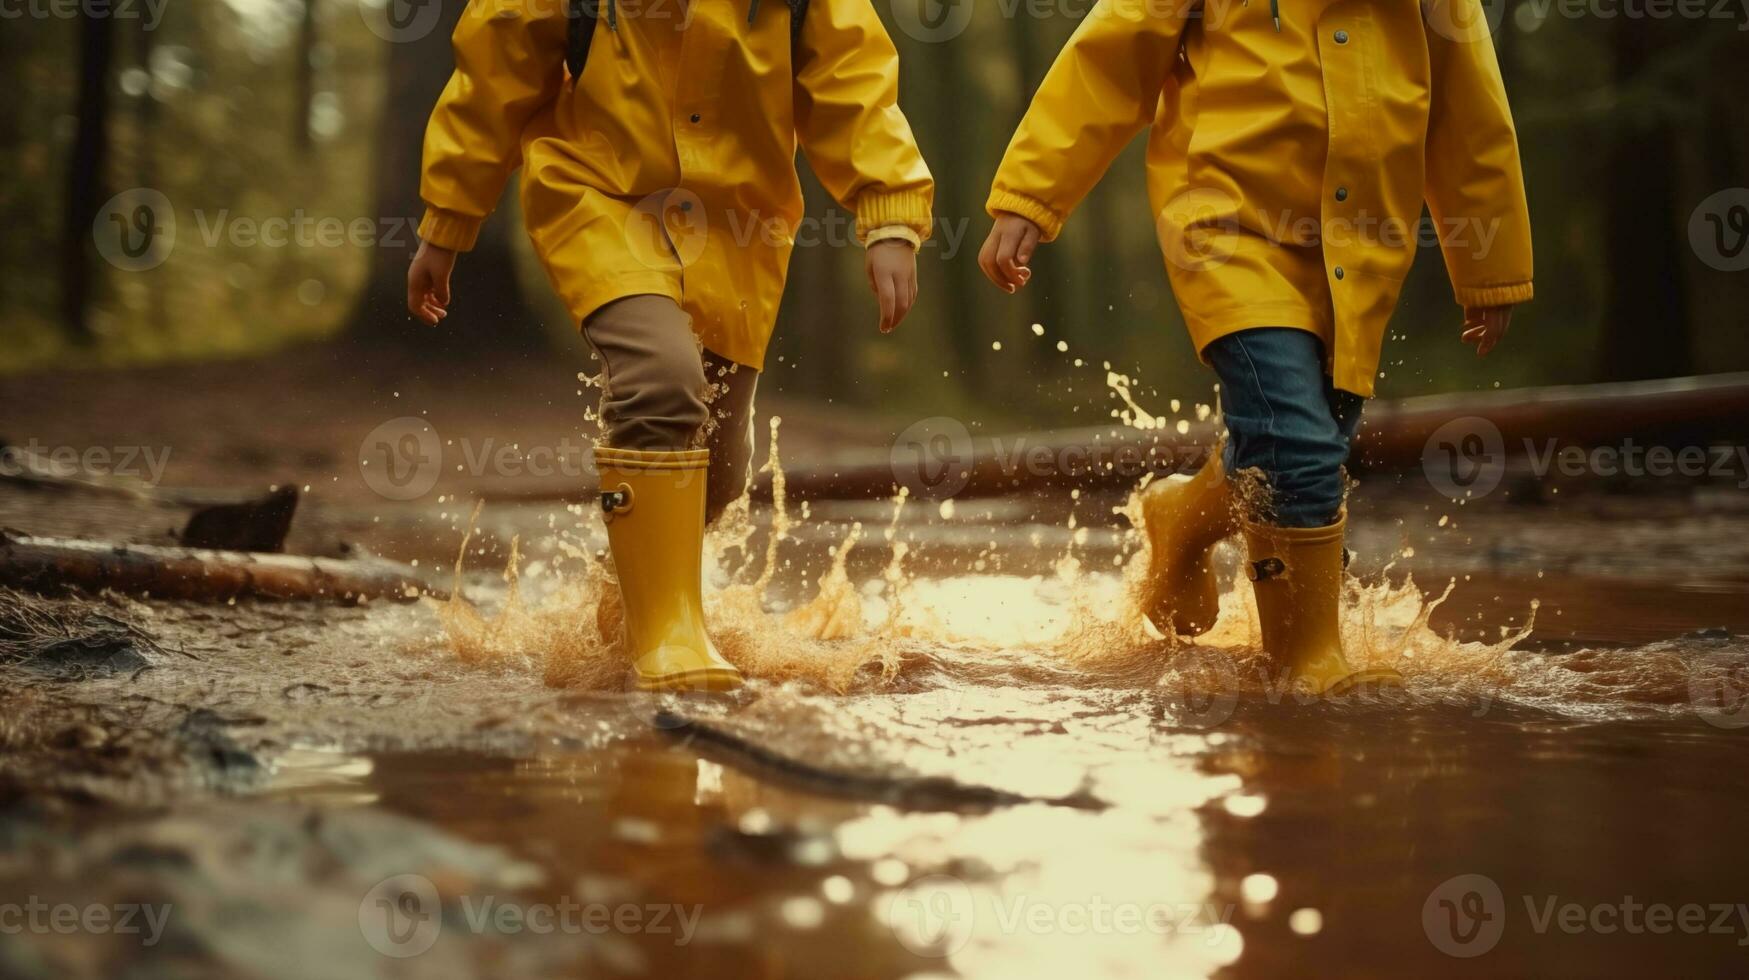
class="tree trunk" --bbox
[1598,20,1692,381]
[778,163,854,401]
[295,0,317,152]
[1010,12,1063,374]
[135,19,169,338]
[61,9,116,345]
[931,35,988,395]
[346,1,550,359]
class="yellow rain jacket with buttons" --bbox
[418,0,935,369]
[987,0,1533,396]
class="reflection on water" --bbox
[255,421,1749,977]
[266,746,380,806]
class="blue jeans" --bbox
[1204,328,1364,528]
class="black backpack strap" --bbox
[748,0,807,40]
[567,0,616,80]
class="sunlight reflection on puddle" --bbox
[264,745,379,806]
[837,763,1241,977]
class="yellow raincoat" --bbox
[419,0,935,368]
[987,0,1533,396]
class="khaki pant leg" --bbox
[581,295,709,451]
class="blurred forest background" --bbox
[2,0,1748,428]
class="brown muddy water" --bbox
[9,471,1749,979]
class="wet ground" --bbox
[4,352,1749,978]
[4,475,1748,978]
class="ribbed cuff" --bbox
[864,225,921,249]
[853,190,932,244]
[1453,281,1534,308]
[418,207,484,252]
[593,446,710,471]
[986,188,1065,242]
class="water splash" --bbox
[423,381,1741,726]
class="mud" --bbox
[3,352,1748,978]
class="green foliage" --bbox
[1,0,384,372]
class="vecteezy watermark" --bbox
[890,417,975,499]
[884,0,1254,43]
[1159,646,1242,731]
[360,0,701,43]
[357,418,604,501]
[888,416,1209,500]
[92,189,437,272]
[358,0,446,43]
[885,874,1239,958]
[1422,0,1510,40]
[1690,188,1749,272]
[358,874,703,957]
[0,439,172,487]
[620,194,974,272]
[94,188,176,272]
[1424,873,1749,957]
[1517,0,1749,30]
[1689,659,1749,729]
[0,0,171,30]
[1155,187,1507,274]
[0,898,172,946]
[359,418,444,501]
[188,210,422,252]
[1423,874,1508,956]
[887,0,976,41]
[1422,416,1508,501]
[1422,416,1749,501]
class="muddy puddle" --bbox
[4,394,1749,979]
[4,457,1743,977]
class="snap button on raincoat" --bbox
[419,0,935,369]
[987,0,1534,396]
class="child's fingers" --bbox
[998,237,1024,292]
[407,269,427,321]
[434,274,451,307]
[997,227,1027,285]
[977,233,1000,289]
[1016,224,1040,267]
[876,273,897,333]
[892,272,916,329]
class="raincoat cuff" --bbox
[1453,281,1534,308]
[865,225,921,249]
[985,189,1064,242]
[418,208,484,252]
[854,191,933,244]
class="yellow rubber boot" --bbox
[1242,514,1402,696]
[596,447,743,692]
[1139,452,1238,636]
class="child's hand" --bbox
[1461,304,1514,356]
[866,239,918,333]
[407,241,458,325]
[978,212,1041,293]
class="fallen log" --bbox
[0,531,439,604]
[746,372,1749,501]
